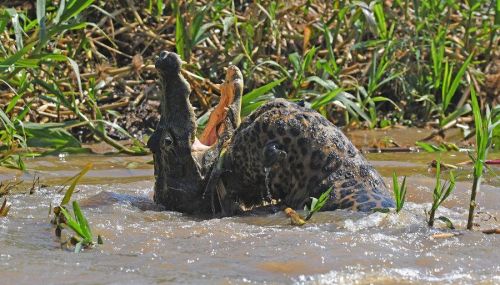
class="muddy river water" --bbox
[1,129,499,284]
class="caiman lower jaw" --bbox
[197,97,232,148]
[198,65,243,147]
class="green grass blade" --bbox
[322,23,338,74]
[0,42,37,73]
[14,101,32,122]
[6,9,23,50]
[301,47,317,73]
[415,141,440,152]
[72,201,92,241]
[339,95,372,123]
[392,172,400,206]
[60,163,92,206]
[60,0,94,23]
[241,101,268,117]
[288,53,301,73]
[400,176,407,210]
[306,76,338,90]
[59,206,86,239]
[431,41,438,80]
[54,0,66,24]
[373,2,387,39]
[5,92,23,114]
[0,12,8,34]
[441,60,451,110]
[311,88,343,109]
[495,0,500,25]
[440,171,455,203]
[36,0,47,45]
[433,159,441,210]
[470,86,485,177]
[36,0,46,25]
[440,104,472,127]
[24,123,81,148]
[156,0,164,17]
[0,107,15,130]
[310,186,333,213]
[65,57,83,98]
[444,54,473,112]
[242,77,285,106]
[32,79,71,107]
[48,22,88,36]
[174,2,186,60]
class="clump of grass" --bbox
[466,87,500,230]
[437,54,474,127]
[53,200,95,252]
[50,163,102,252]
[0,107,30,170]
[427,160,456,228]
[392,172,407,213]
[0,0,147,169]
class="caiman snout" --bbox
[155,51,181,75]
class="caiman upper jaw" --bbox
[155,51,181,75]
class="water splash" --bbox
[264,167,272,201]
[58,152,68,162]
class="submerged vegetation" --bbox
[50,163,101,252]
[467,87,499,229]
[304,186,333,220]
[391,172,407,213]
[427,159,456,228]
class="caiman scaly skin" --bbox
[222,99,395,212]
[147,51,211,214]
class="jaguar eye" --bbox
[263,142,287,167]
[263,143,279,157]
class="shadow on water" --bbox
[1,129,499,284]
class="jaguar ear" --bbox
[262,142,287,167]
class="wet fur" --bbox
[223,99,395,212]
